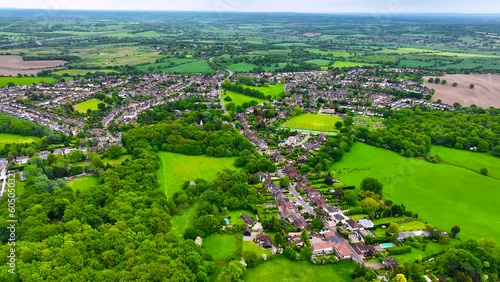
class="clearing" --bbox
[0,55,67,76]
[74,98,105,113]
[424,74,500,108]
[67,176,99,191]
[156,152,238,199]
[0,133,41,145]
[203,234,239,260]
[331,142,500,243]
[282,114,342,132]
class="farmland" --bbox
[282,114,342,132]
[156,152,238,198]
[424,74,500,108]
[244,258,355,281]
[0,55,67,76]
[162,60,213,74]
[331,142,500,243]
[74,98,105,113]
[0,133,41,145]
[0,76,58,87]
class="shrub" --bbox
[388,245,412,255]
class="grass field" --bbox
[136,58,196,72]
[306,59,331,66]
[282,114,342,132]
[163,60,213,74]
[0,133,41,145]
[307,49,351,57]
[331,142,500,243]
[170,204,197,238]
[74,98,105,113]
[67,176,99,191]
[244,84,285,98]
[103,154,132,166]
[228,62,256,72]
[0,77,58,87]
[244,258,355,281]
[242,241,272,257]
[53,69,119,76]
[332,61,378,68]
[430,146,500,180]
[156,152,238,198]
[203,235,239,260]
[223,90,266,107]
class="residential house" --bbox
[382,257,399,271]
[14,156,29,165]
[345,219,363,231]
[243,227,251,237]
[256,234,272,249]
[312,241,336,255]
[38,151,50,160]
[397,230,430,242]
[241,214,255,227]
[334,242,353,260]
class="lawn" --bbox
[430,146,500,180]
[163,60,214,74]
[103,154,132,166]
[74,98,105,113]
[0,77,58,87]
[0,133,41,145]
[244,84,285,99]
[170,204,197,238]
[244,257,355,281]
[156,152,238,199]
[53,69,119,76]
[223,90,266,107]
[203,235,239,260]
[282,114,342,132]
[331,61,378,68]
[228,62,256,72]
[67,176,99,191]
[242,241,272,257]
[331,142,500,243]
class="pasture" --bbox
[0,76,58,87]
[0,133,41,145]
[67,176,99,191]
[156,152,238,198]
[424,74,500,108]
[223,90,266,107]
[228,62,256,72]
[244,84,285,98]
[306,59,331,66]
[282,114,342,132]
[163,60,213,74]
[244,258,355,281]
[203,235,239,260]
[74,98,105,113]
[331,142,500,243]
[332,61,377,68]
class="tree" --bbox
[387,222,400,234]
[469,83,475,89]
[360,177,383,195]
[335,121,343,130]
[480,168,488,176]
[452,82,458,87]
[391,205,404,217]
[216,261,245,282]
[451,225,461,238]
[441,80,447,85]
[428,78,434,83]
[107,145,123,159]
[439,235,451,245]
[434,78,441,84]
[310,218,324,231]
[7,82,15,87]
[392,274,407,282]
[242,251,258,268]
[361,198,379,213]
[279,177,290,189]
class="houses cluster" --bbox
[11,147,88,166]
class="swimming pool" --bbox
[380,243,395,248]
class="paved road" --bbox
[0,165,7,197]
[289,184,315,214]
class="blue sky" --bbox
[2,0,500,13]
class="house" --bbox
[353,243,377,257]
[14,156,29,165]
[287,233,304,247]
[241,214,255,227]
[382,257,399,271]
[359,219,375,229]
[0,158,7,166]
[256,234,272,249]
[345,219,363,231]
[397,230,430,242]
[312,241,336,254]
[38,151,50,160]
[334,242,353,260]
[243,227,251,237]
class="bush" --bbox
[388,245,412,255]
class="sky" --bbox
[1,0,500,14]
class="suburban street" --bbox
[0,163,7,197]
[288,184,315,214]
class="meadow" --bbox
[244,258,355,281]
[331,142,500,243]
[203,235,239,260]
[162,60,213,74]
[332,61,378,68]
[244,84,285,98]
[67,176,100,191]
[0,77,58,87]
[223,90,266,107]
[156,152,238,198]
[282,114,342,132]
[0,133,41,145]
[228,62,257,72]
[103,154,132,166]
[170,204,197,238]
[74,98,105,113]
[306,59,331,66]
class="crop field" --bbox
[52,69,119,76]
[227,62,257,72]
[424,74,500,108]
[162,60,213,74]
[156,152,238,198]
[0,133,41,145]
[74,98,105,113]
[0,76,58,87]
[332,61,377,68]
[282,114,342,132]
[223,90,266,107]
[244,258,355,281]
[430,146,500,180]
[203,235,239,260]
[331,142,500,243]
[0,55,67,76]
[67,176,100,191]
[244,84,285,98]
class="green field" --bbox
[170,204,197,238]
[0,77,58,87]
[156,152,238,198]
[103,154,132,166]
[242,241,272,257]
[163,60,214,73]
[244,84,285,98]
[203,235,239,260]
[67,176,99,191]
[223,90,266,107]
[53,69,119,76]
[430,146,500,180]
[228,62,257,72]
[136,58,196,72]
[307,49,351,57]
[0,133,41,145]
[332,143,500,243]
[244,258,355,281]
[332,61,378,68]
[74,98,105,113]
[282,114,342,132]
[306,59,331,66]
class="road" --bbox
[288,184,315,214]
[218,69,234,114]
[0,164,7,197]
